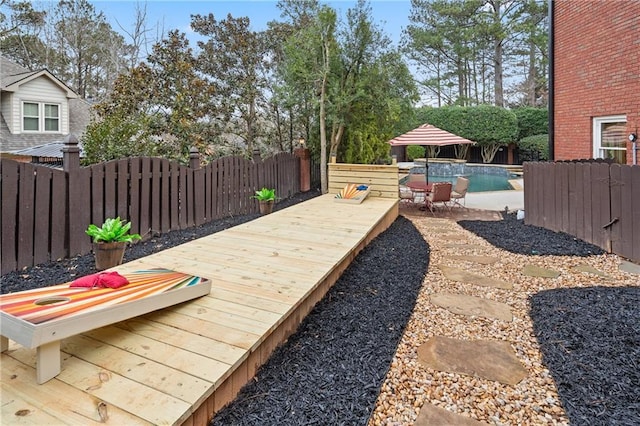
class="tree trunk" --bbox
[527,37,536,106]
[329,123,344,159]
[494,38,504,107]
[319,40,330,194]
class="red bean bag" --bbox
[70,271,129,289]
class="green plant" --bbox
[251,187,276,202]
[406,145,426,161]
[518,134,549,161]
[514,107,548,140]
[86,217,142,243]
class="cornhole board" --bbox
[0,269,211,384]
[334,183,371,204]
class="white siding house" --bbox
[0,56,91,154]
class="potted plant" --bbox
[252,187,277,215]
[86,217,141,270]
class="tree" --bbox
[51,0,128,100]
[192,13,268,156]
[404,0,484,106]
[88,32,215,163]
[0,0,45,38]
[281,3,337,193]
[419,105,517,163]
[146,31,216,159]
[404,0,547,108]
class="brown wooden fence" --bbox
[1,146,302,275]
[524,161,640,263]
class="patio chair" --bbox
[407,173,428,203]
[424,182,452,215]
[451,177,469,208]
[399,185,416,207]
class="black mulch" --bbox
[210,216,429,425]
[530,287,640,426]
[458,213,606,256]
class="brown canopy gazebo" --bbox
[388,124,475,183]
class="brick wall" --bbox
[554,0,640,164]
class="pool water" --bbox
[400,174,516,192]
[428,174,515,192]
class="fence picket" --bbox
[573,163,586,242]
[33,167,52,265]
[105,161,117,219]
[91,164,104,227]
[1,160,19,274]
[17,163,36,268]
[129,158,141,235]
[526,161,639,263]
[632,168,640,261]
[160,159,170,233]
[50,170,66,262]
[1,152,306,274]
[581,163,594,244]
[117,159,129,220]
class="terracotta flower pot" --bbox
[93,241,126,270]
[259,200,274,215]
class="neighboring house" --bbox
[551,1,639,165]
[0,56,92,156]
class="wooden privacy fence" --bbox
[524,161,640,263]
[1,145,301,275]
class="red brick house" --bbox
[551,0,639,165]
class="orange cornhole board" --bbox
[0,269,211,384]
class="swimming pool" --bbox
[401,164,519,192]
[426,174,515,192]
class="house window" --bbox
[44,104,59,131]
[593,115,627,164]
[22,102,60,132]
[23,102,40,131]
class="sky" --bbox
[90,0,413,50]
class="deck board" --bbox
[0,194,398,425]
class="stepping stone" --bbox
[438,265,512,289]
[449,255,499,265]
[417,336,527,386]
[416,403,490,426]
[619,260,640,275]
[430,293,512,321]
[522,264,560,278]
[571,263,612,278]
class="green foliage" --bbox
[419,105,517,145]
[81,113,165,164]
[251,188,277,202]
[86,217,141,243]
[518,134,549,161]
[406,145,425,161]
[514,107,548,140]
[417,104,517,163]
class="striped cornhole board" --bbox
[0,268,211,383]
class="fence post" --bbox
[62,134,80,172]
[189,147,201,170]
[64,133,90,257]
[295,146,311,192]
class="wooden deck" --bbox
[1,194,398,425]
